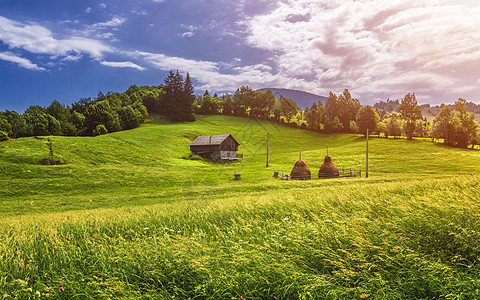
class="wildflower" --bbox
[71,275,74,278]
[143,227,149,230]
[240,297,244,300]
[60,283,63,286]
[282,217,289,222]
[60,287,64,292]
[117,268,121,271]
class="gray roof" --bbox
[190,134,239,146]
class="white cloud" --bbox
[85,7,93,14]
[180,24,199,38]
[92,17,126,28]
[132,50,316,93]
[242,0,480,103]
[152,0,166,2]
[0,16,112,59]
[181,32,194,38]
[100,60,145,71]
[99,3,107,8]
[0,52,45,71]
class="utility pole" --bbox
[366,128,369,178]
[266,133,269,167]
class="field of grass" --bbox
[1,115,480,298]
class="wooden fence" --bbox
[274,168,361,180]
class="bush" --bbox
[93,124,108,136]
[0,131,9,141]
[181,152,206,161]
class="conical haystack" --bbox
[290,159,311,180]
[318,155,339,178]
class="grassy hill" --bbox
[1,115,480,298]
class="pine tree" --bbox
[163,70,185,120]
[182,72,196,121]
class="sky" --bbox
[0,0,479,112]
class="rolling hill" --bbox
[258,88,327,108]
[1,114,480,298]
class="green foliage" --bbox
[384,113,403,137]
[349,120,359,133]
[46,138,54,160]
[23,107,49,136]
[163,70,195,121]
[431,99,477,148]
[118,106,140,129]
[0,117,12,136]
[356,106,380,135]
[1,110,26,138]
[85,101,121,135]
[93,124,108,136]
[278,95,299,122]
[399,93,422,139]
[0,130,9,141]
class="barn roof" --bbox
[190,134,239,146]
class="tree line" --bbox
[0,70,195,140]
[1,70,478,148]
[191,87,479,148]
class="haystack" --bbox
[318,155,339,178]
[290,159,311,180]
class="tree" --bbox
[0,131,8,141]
[337,89,361,132]
[398,93,422,139]
[0,117,12,137]
[385,113,402,138]
[233,86,255,117]
[181,72,196,121]
[198,95,221,115]
[163,70,185,120]
[349,120,359,133]
[250,90,276,119]
[84,101,121,135]
[118,106,140,129]
[23,107,49,136]
[1,110,26,138]
[356,106,380,135]
[163,70,195,121]
[431,106,455,145]
[331,116,344,133]
[278,96,299,122]
[222,95,234,115]
[454,98,477,148]
[93,124,108,136]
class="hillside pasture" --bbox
[1,115,480,298]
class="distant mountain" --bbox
[258,88,327,109]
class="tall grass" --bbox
[1,115,480,298]
[1,176,480,298]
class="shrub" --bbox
[94,124,108,136]
[0,131,9,141]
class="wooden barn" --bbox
[189,134,240,161]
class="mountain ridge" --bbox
[258,88,327,109]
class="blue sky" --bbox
[1,0,480,112]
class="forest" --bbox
[1,70,479,148]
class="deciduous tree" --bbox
[398,93,422,139]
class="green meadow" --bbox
[1,115,480,299]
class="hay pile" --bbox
[318,155,339,178]
[290,159,311,180]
